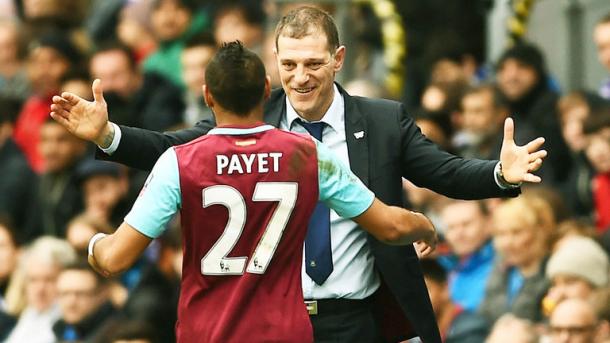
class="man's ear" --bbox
[333,45,346,72]
[264,75,271,100]
[202,84,214,108]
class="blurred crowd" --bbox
[0,0,609,342]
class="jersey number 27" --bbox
[201,182,297,276]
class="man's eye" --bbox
[308,63,323,69]
[282,63,295,70]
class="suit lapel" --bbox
[263,88,286,127]
[339,85,369,186]
[263,85,369,186]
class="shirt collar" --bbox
[285,84,344,133]
[208,124,275,136]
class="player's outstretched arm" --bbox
[88,222,152,277]
[352,199,437,248]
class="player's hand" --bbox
[412,211,437,254]
[88,253,110,278]
[499,117,547,184]
[50,79,114,148]
[414,240,435,258]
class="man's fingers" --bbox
[50,111,71,128]
[528,150,547,162]
[60,91,82,106]
[523,173,542,183]
[528,158,543,172]
[525,137,545,153]
[92,78,105,104]
[503,117,515,143]
[50,102,72,113]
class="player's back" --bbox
[173,124,318,343]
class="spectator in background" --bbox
[439,200,495,312]
[548,298,609,343]
[53,260,116,342]
[557,91,608,218]
[33,118,87,238]
[180,33,216,126]
[122,226,181,343]
[480,196,553,323]
[543,236,609,316]
[212,0,265,51]
[99,320,158,343]
[495,42,570,184]
[583,109,610,233]
[65,214,113,256]
[0,20,29,101]
[13,33,81,172]
[485,314,539,343]
[116,0,157,64]
[0,96,38,240]
[60,69,92,100]
[143,0,207,88]
[0,219,19,309]
[421,258,489,343]
[76,159,130,226]
[456,85,537,161]
[420,81,466,141]
[4,236,76,343]
[89,42,184,131]
[594,13,610,100]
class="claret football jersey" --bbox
[125,124,374,342]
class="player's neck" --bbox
[215,108,264,127]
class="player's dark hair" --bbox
[419,258,447,284]
[205,40,265,116]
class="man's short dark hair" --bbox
[583,107,610,135]
[275,6,340,54]
[204,40,265,116]
[214,1,266,27]
[462,84,509,111]
[94,41,137,71]
[61,259,107,288]
[184,32,217,50]
[598,13,610,26]
[0,96,23,124]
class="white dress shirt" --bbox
[281,85,380,300]
[5,304,62,343]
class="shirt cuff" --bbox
[99,123,122,155]
[494,161,521,190]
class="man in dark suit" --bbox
[51,6,546,342]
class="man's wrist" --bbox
[88,233,108,257]
[98,123,122,155]
[96,123,115,149]
[494,162,521,189]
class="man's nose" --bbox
[294,65,309,84]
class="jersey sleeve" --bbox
[124,148,182,238]
[314,139,374,218]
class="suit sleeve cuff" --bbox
[98,123,122,155]
[494,161,521,190]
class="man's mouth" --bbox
[294,87,314,94]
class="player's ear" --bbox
[203,84,214,109]
[263,75,271,100]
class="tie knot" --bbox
[298,120,326,140]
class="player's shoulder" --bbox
[174,133,216,151]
